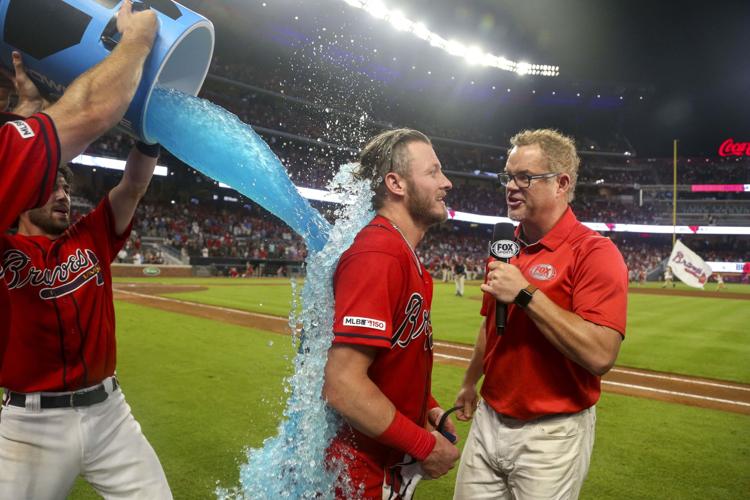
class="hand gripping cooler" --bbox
[0,0,214,143]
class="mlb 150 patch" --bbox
[9,120,34,139]
[343,316,386,331]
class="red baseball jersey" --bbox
[0,196,131,392]
[0,113,60,232]
[329,215,435,479]
[480,208,628,420]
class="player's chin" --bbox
[50,219,70,235]
[420,210,447,228]
[435,206,449,223]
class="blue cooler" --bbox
[0,0,214,142]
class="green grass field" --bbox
[67,299,750,499]
[117,277,750,383]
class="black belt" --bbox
[5,378,119,409]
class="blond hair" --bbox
[356,128,431,209]
[510,129,580,201]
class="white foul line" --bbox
[435,342,749,392]
[433,353,750,407]
[609,367,750,392]
[602,380,750,407]
[434,353,472,363]
[434,341,474,352]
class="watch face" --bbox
[515,287,536,308]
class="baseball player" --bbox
[323,129,460,499]
[0,141,171,498]
[0,0,157,231]
[441,260,451,282]
[662,265,675,288]
[454,258,466,297]
[714,273,726,292]
[0,3,158,453]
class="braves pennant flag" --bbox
[667,240,712,288]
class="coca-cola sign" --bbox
[718,138,750,156]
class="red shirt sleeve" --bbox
[571,238,629,336]
[332,252,404,349]
[0,113,60,231]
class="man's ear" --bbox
[557,173,571,198]
[383,171,407,198]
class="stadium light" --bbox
[412,22,430,40]
[465,46,485,65]
[388,10,412,31]
[446,40,466,57]
[72,154,168,177]
[339,0,559,76]
[364,0,388,19]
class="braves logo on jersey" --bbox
[391,293,434,351]
[2,248,104,300]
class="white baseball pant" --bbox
[0,377,171,499]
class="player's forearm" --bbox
[525,291,621,376]
[65,36,151,127]
[108,147,156,235]
[323,370,396,438]
[122,146,157,195]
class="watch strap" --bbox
[514,284,538,308]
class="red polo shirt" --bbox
[480,207,628,420]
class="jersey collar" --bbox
[371,215,424,277]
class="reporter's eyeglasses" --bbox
[498,172,561,188]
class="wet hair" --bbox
[356,128,431,210]
[510,129,580,202]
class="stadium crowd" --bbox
[68,56,748,278]
[65,190,746,282]
[127,202,308,262]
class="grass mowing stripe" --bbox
[163,286,295,317]
[620,294,750,383]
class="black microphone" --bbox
[489,223,519,334]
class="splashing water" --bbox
[216,163,374,499]
[144,87,374,497]
[144,87,330,252]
